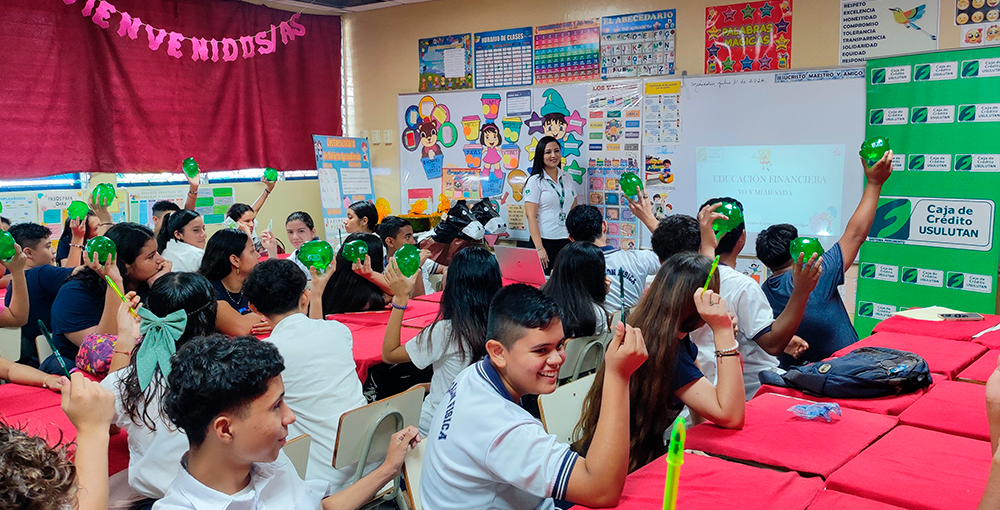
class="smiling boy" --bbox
[420,284,648,509]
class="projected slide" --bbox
[696,145,846,236]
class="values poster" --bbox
[854,48,1000,336]
[839,1,939,65]
[419,34,473,92]
[705,0,793,74]
[534,20,601,84]
[600,9,677,79]
[642,80,681,221]
[474,27,533,89]
[313,135,374,245]
[587,81,643,250]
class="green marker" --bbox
[663,416,686,510]
[703,255,720,292]
[619,269,626,321]
[105,274,138,318]
[38,320,72,379]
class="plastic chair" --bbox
[0,328,20,362]
[281,434,312,480]
[332,385,425,510]
[538,374,596,444]
[35,335,53,362]
[558,324,613,383]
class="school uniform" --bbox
[690,265,778,400]
[210,279,251,315]
[404,321,469,436]
[287,249,312,281]
[152,451,330,510]
[101,370,188,499]
[421,359,578,510]
[600,245,661,313]
[523,172,577,263]
[266,313,367,491]
[46,279,103,374]
[160,240,205,273]
[5,265,74,367]
[667,335,706,419]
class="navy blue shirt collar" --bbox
[476,358,522,405]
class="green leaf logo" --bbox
[962,60,980,78]
[861,263,876,279]
[858,302,874,317]
[956,155,973,171]
[959,105,977,122]
[871,68,886,84]
[914,65,930,81]
[869,109,884,125]
[911,107,928,123]
[947,273,965,289]
[870,198,911,240]
[902,268,917,283]
[909,155,925,170]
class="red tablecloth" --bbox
[686,393,898,478]
[826,426,990,510]
[413,291,443,303]
[571,453,822,510]
[351,326,424,382]
[327,299,441,328]
[873,314,1000,342]
[807,490,909,510]
[975,331,1000,350]
[898,380,989,441]
[959,350,999,384]
[754,384,925,416]
[0,384,63,416]
[832,332,987,380]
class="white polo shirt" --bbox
[153,451,330,510]
[161,240,205,273]
[523,172,577,240]
[689,265,778,400]
[266,314,368,491]
[288,249,312,281]
[601,245,662,313]
[404,321,469,436]
[421,359,579,510]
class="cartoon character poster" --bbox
[705,1,793,74]
[419,34,474,92]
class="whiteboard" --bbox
[642,67,866,253]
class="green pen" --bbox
[38,320,72,379]
[619,269,625,316]
[703,255,720,292]
[105,275,138,318]
[663,416,686,510]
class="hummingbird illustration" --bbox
[889,5,937,40]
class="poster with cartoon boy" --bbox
[540,88,570,141]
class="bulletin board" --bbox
[313,135,374,246]
[128,187,234,230]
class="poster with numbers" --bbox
[534,20,601,84]
[474,27,533,89]
[600,9,676,79]
[313,135,374,246]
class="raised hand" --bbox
[791,252,822,295]
[604,322,648,380]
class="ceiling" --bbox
[240,0,435,14]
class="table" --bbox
[570,453,822,510]
[755,383,925,416]
[898,380,989,442]
[959,350,1000,383]
[807,490,909,510]
[832,332,987,380]
[350,325,425,382]
[873,314,1000,342]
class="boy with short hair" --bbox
[151,201,181,237]
[242,259,367,491]
[376,215,444,294]
[7,223,78,367]
[158,334,418,510]
[756,152,893,365]
[421,284,647,509]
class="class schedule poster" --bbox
[474,27,533,89]
[419,34,473,92]
[534,20,601,84]
[705,0,793,74]
[600,9,677,79]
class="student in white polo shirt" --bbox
[524,136,578,271]
[421,284,648,510]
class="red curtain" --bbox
[0,0,342,178]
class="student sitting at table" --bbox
[98,272,217,508]
[542,241,610,339]
[197,229,271,337]
[322,233,390,315]
[344,200,379,235]
[0,372,116,510]
[157,210,207,273]
[566,204,661,314]
[225,175,277,256]
[243,259,369,490]
[575,252,745,472]
[285,211,320,280]
[420,284,648,509]
[381,246,502,436]
[755,151,893,366]
[159,334,420,510]
[377,215,446,295]
[49,223,170,376]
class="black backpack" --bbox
[758,347,932,398]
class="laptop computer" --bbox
[494,245,547,286]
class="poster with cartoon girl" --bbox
[479,123,503,179]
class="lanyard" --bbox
[544,174,566,211]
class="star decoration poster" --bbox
[705,1,793,74]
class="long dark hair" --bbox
[226,203,253,223]
[530,135,561,177]
[67,223,156,294]
[322,233,386,314]
[573,252,719,472]
[427,246,502,362]
[542,242,607,338]
[156,209,200,253]
[349,201,379,232]
[118,273,217,430]
[198,229,249,281]
[58,209,97,244]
